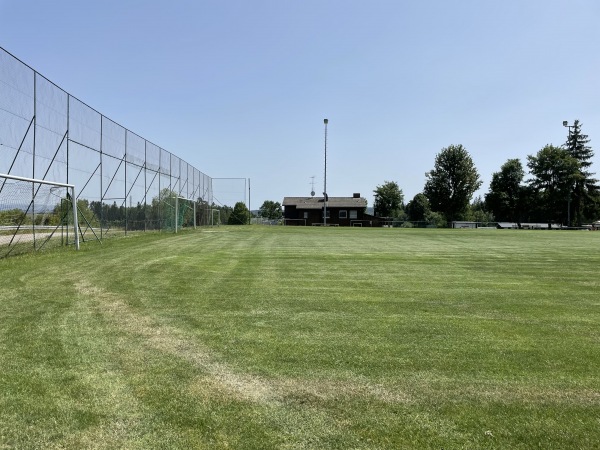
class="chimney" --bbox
[353,193,360,198]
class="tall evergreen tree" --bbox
[563,120,599,225]
[527,145,579,225]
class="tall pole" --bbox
[563,121,574,227]
[248,178,251,225]
[323,118,328,226]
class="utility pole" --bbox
[248,178,251,225]
[563,121,575,227]
[323,118,328,226]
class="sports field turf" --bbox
[0,226,599,449]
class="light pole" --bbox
[563,121,574,227]
[248,178,251,225]
[323,118,328,226]
[563,120,575,134]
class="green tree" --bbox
[145,188,178,229]
[228,201,250,225]
[0,209,28,226]
[406,193,430,222]
[485,158,525,222]
[193,198,211,226]
[76,199,100,228]
[527,145,579,225]
[424,210,446,228]
[215,204,233,225]
[467,196,494,223]
[205,203,233,225]
[373,181,404,217]
[258,200,282,220]
[563,120,599,225]
[517,184,542,223]
[424,144,482,221]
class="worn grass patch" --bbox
[1,227,599,448]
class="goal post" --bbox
[175,195,197,233]
[0,173,79,253]
[210,209,221,226]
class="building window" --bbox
[339,210,347,219]
[349,210,357,219]
[303,211,308,219]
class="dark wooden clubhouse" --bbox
[282,193,377,226]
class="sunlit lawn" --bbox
[1,226,599,449]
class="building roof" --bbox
[283,196,367,210]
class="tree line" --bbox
[374,120,599,227]
[52,119,587,229]
[0,188,225,231]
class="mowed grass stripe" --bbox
[0,227,599,448]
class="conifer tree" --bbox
[563,120,599,225]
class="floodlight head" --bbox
[324,118,328,124]
[563,121,569,127]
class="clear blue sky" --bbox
[2,0,599,209]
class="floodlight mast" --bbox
[563,120,575,227]
[323,118,328,226]
[248,178,251,225]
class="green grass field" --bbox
[1,226,599,449]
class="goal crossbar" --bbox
[0,173,80,250]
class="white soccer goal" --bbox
[210,209,221,227]
[175,196,197,233]
[0,173,79,257]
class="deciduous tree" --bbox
[373,181,404,218]
[258,200,282,220]
[485,158,525,222]
[467,196,494,223]
[227,201,250,225]
[406,193,430,222]
[423,144,482,221]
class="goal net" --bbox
[175,196,196,232]
[159,191,197,232]
[0,174,79,257]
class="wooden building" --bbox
[282,194,377,226]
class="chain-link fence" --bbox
[1,47,213,255]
